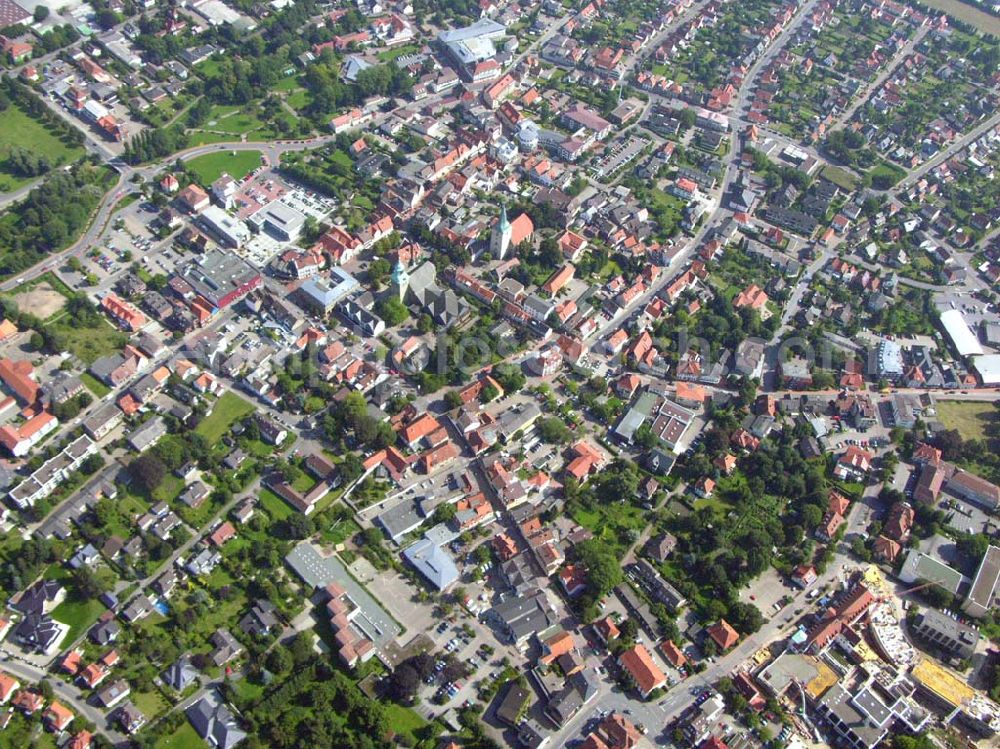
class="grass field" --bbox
[131,689,170,719]
[915,0,1000,35]
[48,314,128,365]
[186,150,262,186]
[384,703,434,746]
[822,164,861,191]
[259,487,296,521]
[51,594,106,644]
[80,371,111,398]
[0,106,84,193]
[154,720,202,749]
[194,392,255,442]
[185,131,240,148]
[936,400,998,442]
[865,161,907,189]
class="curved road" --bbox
[0,133,347,294]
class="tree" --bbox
[387,663,421,703]
[433,503,457,524]
[538,417,571,445]
[376,296,408,327]
[288,631,315,667]
[33,4,49,21]
[73,566,108,598]
[368,258,391,287]
[265,646,293,675]
[284,513,315,540]
[957,533,991,562]
[443,390,463,410]
[128,454,166,494]
[576,539,623,599]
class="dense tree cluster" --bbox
[122,127,187,165]
[0,163,113,275]
[322,391,395,452]
[243,662,391,749]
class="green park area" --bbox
[186,150,263,186]
[0,105,84,193]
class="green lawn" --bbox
[195,392,255,442]
[153,720,203,749]
[570,502,647,556]
[153,474,185,504]
[259,487,295,521]
[207,111,265,135]
[0,105,85,193]
[229,676,265,707]
[47,314,127,365]
[285,89,310,111]
[936,400,998,442]
[186,150,263,187]
[822,164,860,191]
[186,131,241,148]
[378,43,421,61]
[385,703,433,746]
[271,75,302,92]
[80,371,111,398]
[865,161,907,189]
[131,689,170,719]
[319,515,361,546]
[51,594,107,644]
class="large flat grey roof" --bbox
[967,546,1000,611]
[285,541,400,646]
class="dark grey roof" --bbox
[186,693,246,749]
[162,654,199,691]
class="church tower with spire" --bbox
[390,259,410,302]
[490,204,512,260]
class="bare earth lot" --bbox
[11,282,67,320]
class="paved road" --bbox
[826,26,930,132]
[0,651,127,743]
[0,177,45,211]
[893,108,1000,192]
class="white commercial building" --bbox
[197,205,251,248]
[939,309,983,357]
[973,354,1000,385]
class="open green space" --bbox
[186,150,262,186]
[208,111,265,136]
[153,720,203,749]
[131,689,170,719]
[0,105,85,193]
[271,75,302,92]
[571,502,647,556]
[916,0,1000,35]
[51,594,107,644]
[285,88,311,111]
[864,161,907,190]
[384,703,434,745]
[185,131,240,148]
[194,392,255,442]
[259,487,296,522]
[80,371,111,398]
[821,164,861,191]
[229,677,265,706]
[47,314,127,365]
[378,43,421,61]
[936,400,999,442]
